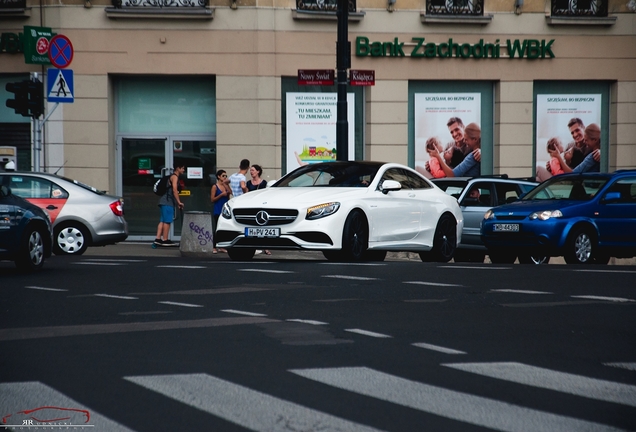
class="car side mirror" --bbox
[0,185,10,198]
[602,191,622,203]
[380,180,402,195]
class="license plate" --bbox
[493,223,520,232]
[245,227,280,238]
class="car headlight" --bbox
[484,210,494,220]
[221,202,232,219]
[306,202,340,220]
[529,210,563,220]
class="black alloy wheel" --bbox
[341,210,368,262]
[420,214,457,263]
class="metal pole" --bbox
[32,73,41,172]
[336,0,349,161]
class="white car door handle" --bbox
[409,193,416,198]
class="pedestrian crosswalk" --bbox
[124,373,383,432]
[2,361,634,431]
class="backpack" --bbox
[153,174,171,196]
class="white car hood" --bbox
[229,187,367,208]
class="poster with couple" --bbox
[414,93,481,179]
[535,94,602,181]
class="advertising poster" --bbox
[535,94,602,181]
[285,92,355,174]
[414,93,481,178]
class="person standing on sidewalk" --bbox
[211,169,231,253]
[154,164,185,247]
[246,164,271,255]
[229,159,250,198]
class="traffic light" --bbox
[26,79,44,118]
[5,79,44,118]
[5,80,29,117]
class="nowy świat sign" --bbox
[356,37,555,59]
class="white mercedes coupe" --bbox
[216,161,463,262]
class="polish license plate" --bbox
[245,227,280,238]
[493,223,520,232]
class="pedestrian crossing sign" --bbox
[47,68,74,103]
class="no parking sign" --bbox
[48,35,74,69]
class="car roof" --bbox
[1,171,110,195]
[431,176,537,185]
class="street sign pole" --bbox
[336,0,349,161]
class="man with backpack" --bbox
[154,163,186,247]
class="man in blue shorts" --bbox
[154,163,186,247]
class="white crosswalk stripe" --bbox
[124,373,383,432]
[0,381,135,431]
[443,362,636,407]
[4,362,633,432]
[290,366,624,432]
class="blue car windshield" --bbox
[274,162,382,188]
[523,177,609,201]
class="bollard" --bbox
[179,211,215,257]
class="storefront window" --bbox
[116,76,216,135]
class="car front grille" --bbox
[233,208,299,226]
[494,215,526,221]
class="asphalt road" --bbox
[1,244,635,431]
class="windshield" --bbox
[432,180,467,199]
[274,162,382,188]
[523,177,608,201]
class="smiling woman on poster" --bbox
[426,122,482,178]
[414,93,481,178]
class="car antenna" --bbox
[54,161,68,175]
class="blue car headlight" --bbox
[221,202,232,219]
[529,210,563,221]
[306,202,340,220]
[484,210,495,220]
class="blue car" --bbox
[0,185,53,271]
[481,170,636,264]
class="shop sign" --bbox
[23,26,55,65]
[356,37,555,59]
[187,167,203,179]
[349,70,374,86]
[298,70,335,86]
[0,32,23,54]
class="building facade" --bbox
[1,0,635,239]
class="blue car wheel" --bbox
[564,228,594,264]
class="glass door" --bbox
[121,138,168,238]
[170,138,217,237]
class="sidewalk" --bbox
[84,242,635,265]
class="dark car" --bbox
[432,176,538,263]
[0,172,128,255]
[481,170,636,264]
[0,185,53,271]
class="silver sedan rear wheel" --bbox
[54,223,88,255]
